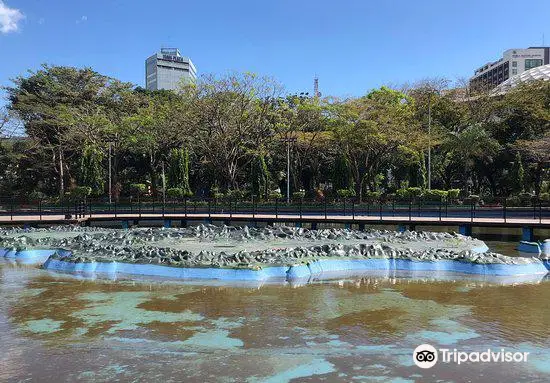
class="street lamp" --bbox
[108,142,113,204]
[280,136,297,204]
[428,93,432,191]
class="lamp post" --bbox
[108,142,113,204]
[280,136,297,204]
[428,93,432,191]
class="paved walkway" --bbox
[0,212,549,228]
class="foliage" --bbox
[447,189,461,200]
[79,145,104,196]
[292,190,306,200]
[129,183,146,196]
[167,147,191,195]
[3,65,550,202]
[69,186,92,199]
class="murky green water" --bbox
[1,242,550,382]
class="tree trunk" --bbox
[58,147,64,199]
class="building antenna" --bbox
[313,75,320,98]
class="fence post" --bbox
[503,197,507,223]
[208,199,211,218]
[252,195,256,218]
[275,198,279,219]
[324,197,327,219]
[114,199,117,218]
[439,197,442,221]
[533,199,536,220]
[184,197,188,218]
[352,199,355,219]
[445,197,448,218]
[539,200,542,224]
[10,197,14,221]
[471,202,474,223]
[39,199,42,221]
[379,199,383,220]
[343,198,346,216]
[299,198,303,219]
[230,199,233,219]
[408,198,412,221]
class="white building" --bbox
[145,48,197,91]
[470,47,549,91]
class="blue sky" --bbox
[1,0,550,102]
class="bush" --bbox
[226,189,246,201]
[395,188,408,199]
[539,192,550,202]
[364,191,382,201]
[129,183,147,196]
[166,188,184,199]
[464,194,480,205]
[518,192,535,204]
[336,189,356,199]
[68,186,92,200]
[407,187,423,198]
[423,189,448,201]
[268,191,283,200]
[506,196,521,206]
[447,189,460,200]
[292,191,306,200]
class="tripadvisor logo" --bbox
[413,344,529,369]
[413,344,438,368]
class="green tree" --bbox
[79,145,104,196]
[167,147,191,195]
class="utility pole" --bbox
[108,142,112,204]
[161,161,166,205]
[280,136,297,203]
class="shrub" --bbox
[269,191,283,200]
[518,192,535,204]
[447,189,460,200]
[539,192,550,202]
[226,189,246,201]
[506,196,521,206]
[423,189,448,201]
[406,187,423,198]
[364,191,382,201]
[292,191,306,200]
[464,195,480,205]
[129,183,147,196]
[69,186,92,199]
[166,188,184,199]
[336,189,356,198]
[396,188,408,199]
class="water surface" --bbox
[0,242,549,382]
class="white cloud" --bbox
[0,0,24,34]
[76,15,87,24]
[38,17,45,25]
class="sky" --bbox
[1,0,550,103]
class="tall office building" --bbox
[145,48,197,91]
[470,47,549,91]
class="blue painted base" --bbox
[42,254,549,281]
[458,225,472,236]
[517,241,541,254]
[522,227,534,242]
[542,239,550,255]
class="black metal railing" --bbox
[0,196,549,224]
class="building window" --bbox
[525,59,543,70]
[512,61,517,67]
[512,69,517,75]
